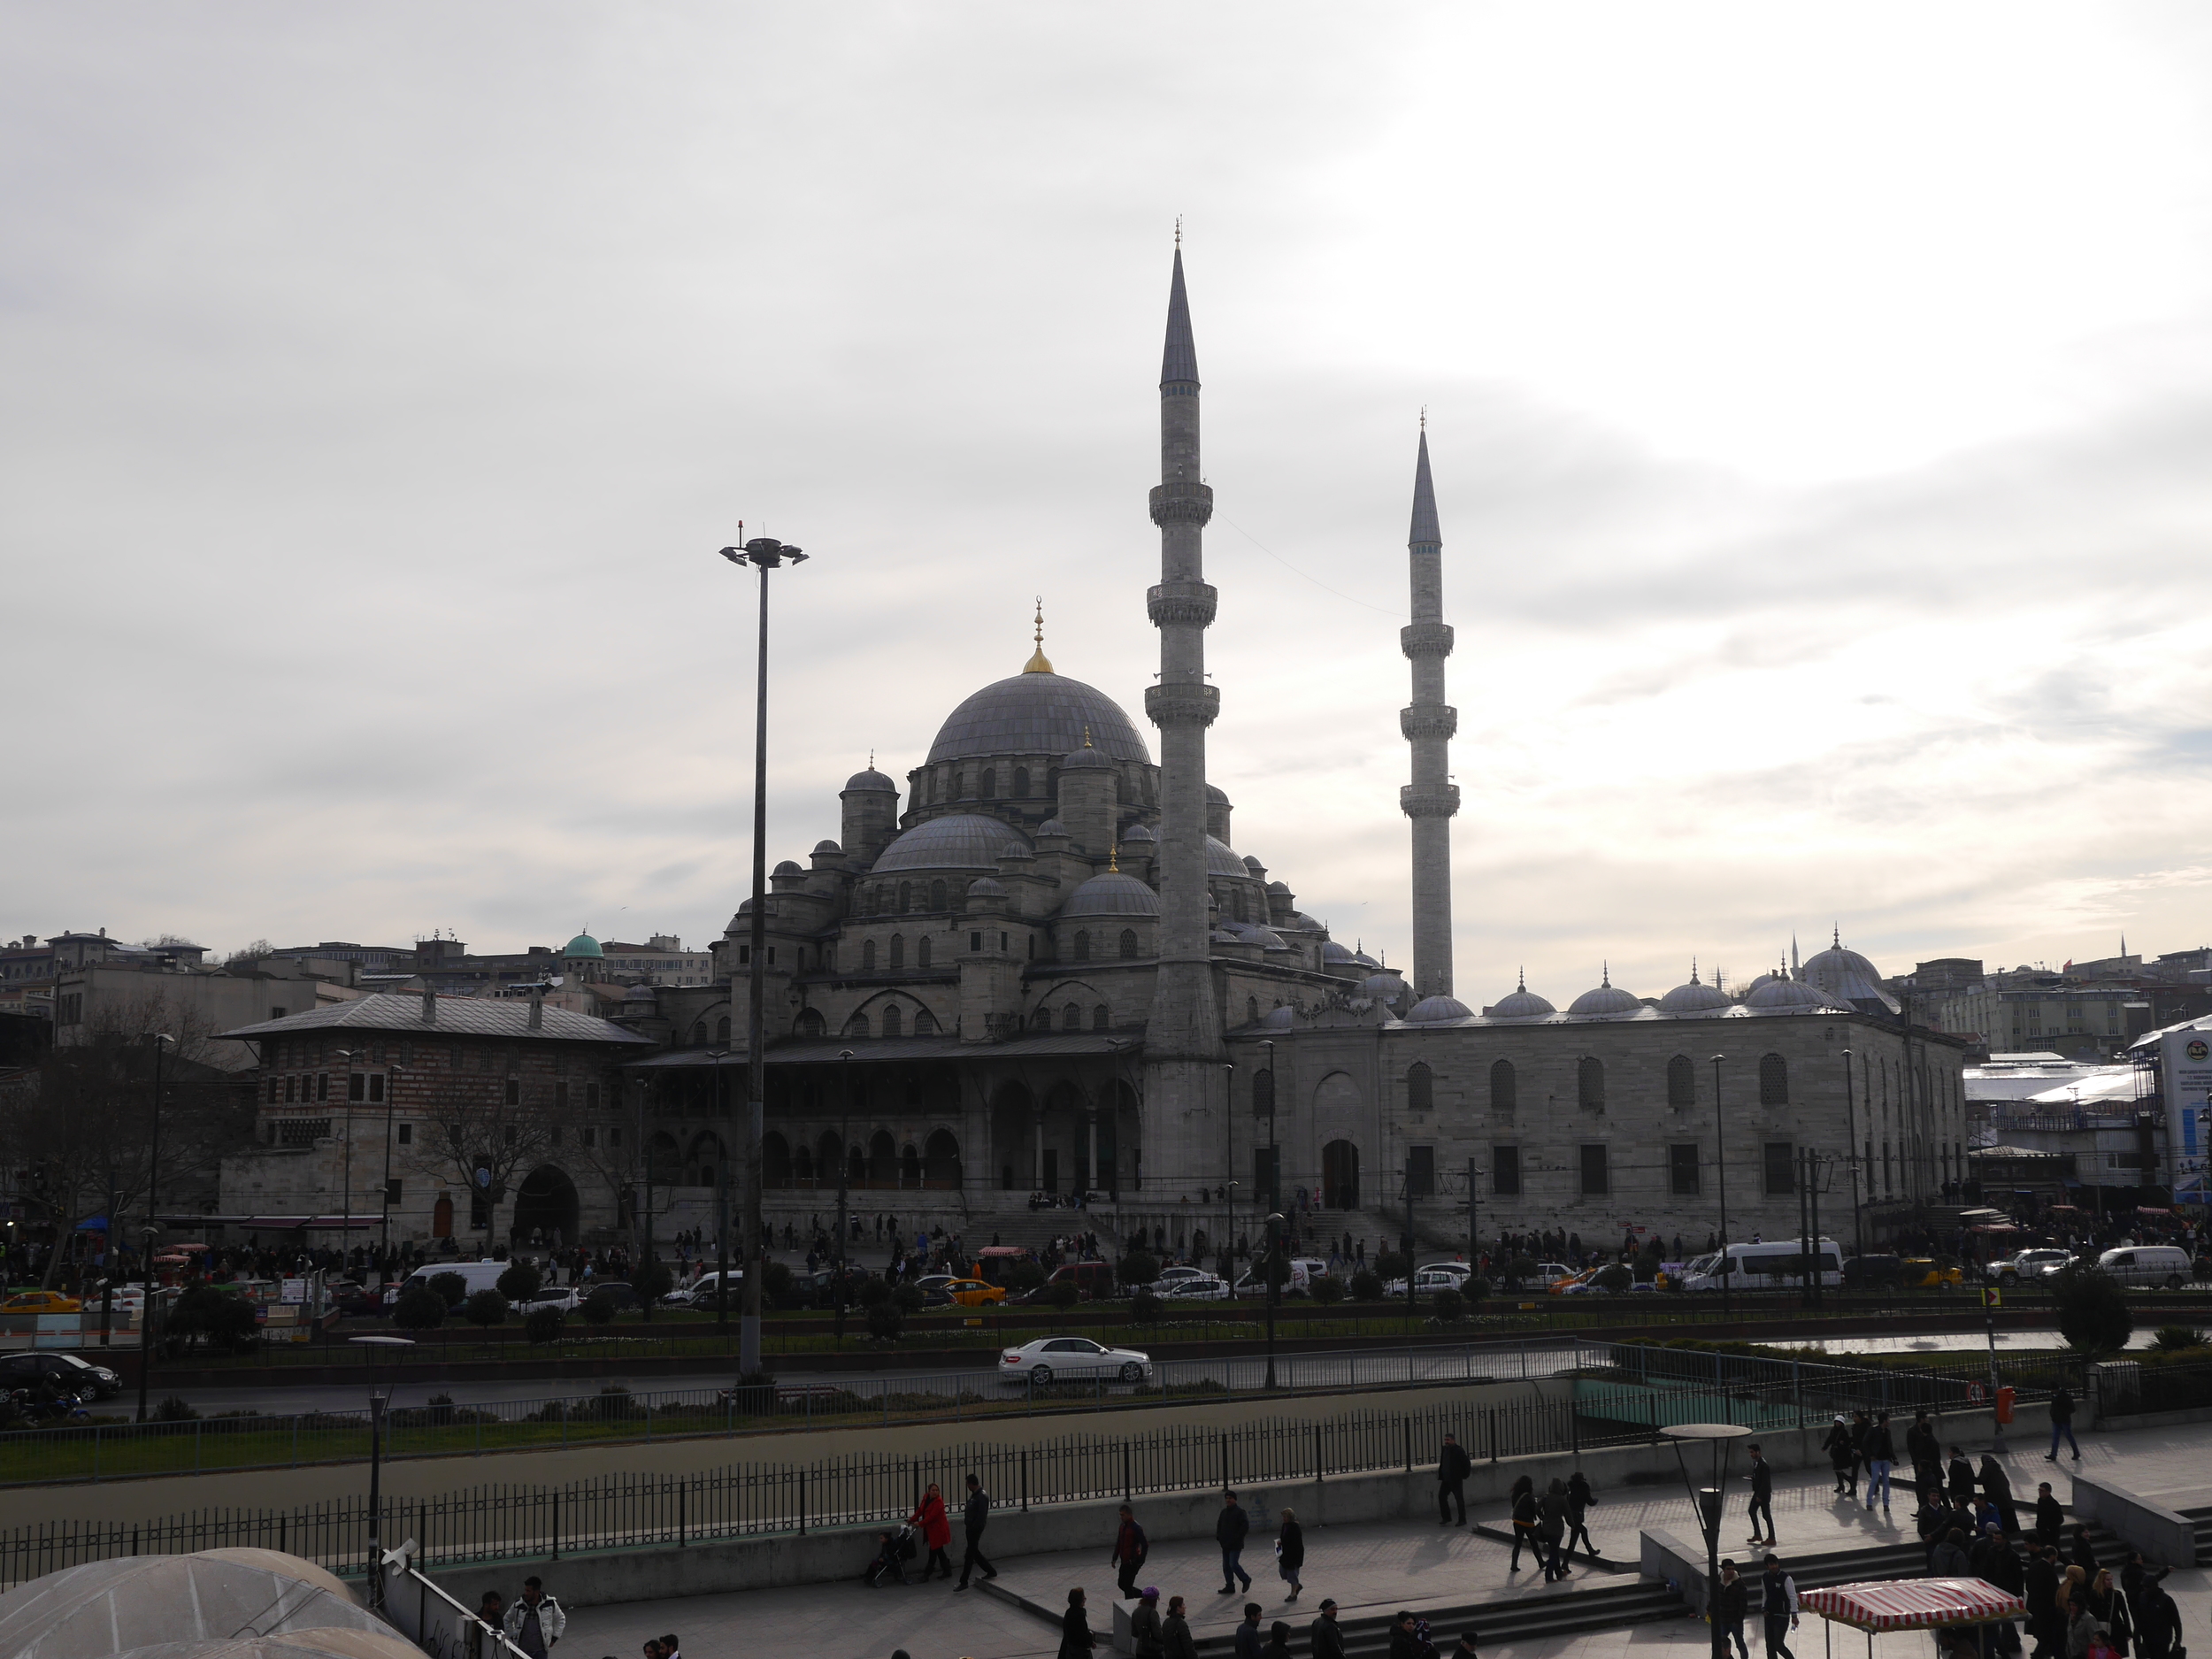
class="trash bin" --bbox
[1996,1386,2015,1425]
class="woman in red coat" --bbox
[908,1482,953,1580]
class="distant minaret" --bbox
[1401,422,1460,998]
[1142,236,1225,1163]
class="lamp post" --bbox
[135,1031,173,1425]
[835,1049,854,1344]
[1466,1158,1483,1283]
[1663,1421,1753,1659]
[379,1065,404,1270]
[1259,1040,1278,1220]
[706,1048,733,1333]
[1221,1063,1237,1286]
[1840,1048,1863,1259]
[1710,1055,1732,1323]
[1264,1210,1284,1389]
[333,1049,359,1263]
[349,1333,415,1607]
[720,533,809,1380]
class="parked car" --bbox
[394,1261,511,1303]
[1017,1262,1118,1303]
[328,1280,386,1317]
[1841,1254,1905,1290]
[0,1292,81,1315]
[1982,1249,2075,1287]
[941,1278,1006,1308]
[0,1349,122,1400]
[516,1287,580,1316]
[2093,1244,2193,1290]
[661,1270,742,1310]
[1143,1265,1217,1294]
[997,1336,1153,1385]
[1901,1258,1964,1289]
[1384,1262,1471,1298]
[1148,1271,1231,1301]
[1230,1257,1330,1297]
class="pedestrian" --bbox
[502,1578,565,1659]
[468,1594,505,1659]
[1449,1634,1479,1657]
[1276,1508,1305,1601]
[1217,1489,1254,1595]
[2065,1605,2098,1659]
[1566,1469,1601,1558]
[2084,1569,2131,1657]
[2034,1483,2064,1549]
[1508,1474,1539,1573]
[1760,1555,1800,1659]
[1164,1594,1199,1659]
[1864,1411,1897,1512]
[1979,1455,2020,1536]
[1746,1443,1777,1547]
[955,1471,998,1590]
[907,1481,953,1580]
[2068,1525,2099,1582]
[1060,1587,1096,1657]
[1130,1587,1165,1659]
[1312,1598,1347,1659]
[1907,1409,1943,1502]
[1234,1602,1265,1659]
[1930,1527,1972,1578]
[1388,1611,1429,1659]
[1438,1430,1472,1525]
[2132,1572,2180,1659]
[2027,1546,2062,1659]
[1947,1445,1977,1505]
[2049,1386,2081,1462]
[657,1634,679,1659]
[1112,1502,1150,1601]
[1263,1619,1296,1659]
[1823,1416,1857,1498]
[1537,1479,1570,1582]
[1717,1560,1750,1659]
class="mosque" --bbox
[616,247,1971,1257]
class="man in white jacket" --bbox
[502,1578,565,1658]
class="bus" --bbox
[1676,1238,1841,1293]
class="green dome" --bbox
[564,932,603,958]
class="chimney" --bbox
[527,987,544,1031]
[421,987,437,1024]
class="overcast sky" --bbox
[11,4,2212,1003]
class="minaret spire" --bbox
[1143,235,1225,1173]
[1401,423,1460,998]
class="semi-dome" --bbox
[1406,994,1473,1023]
[1321,941,1355,962]
[1266,879,1290,894]
[1036,818,1070,837]
[1204,836,1248,878]
[1288,911,1325,931]
[1746,976,1842,1014]
[1258,1004,1296,1030]
[563,933,602,958]
[926,672,1150,766]
[1062,871,1162,918]
[872,814,1032,874]
[966,876,1008,899]
[1358,972,1408,1003]
[999,841,1033,861]
[1059,742,1117,772]
[1490,972,1556,1019]
[623,982,656,1002]
[1206,783,1230,804]
[1568,969,1643,1019]
[1242,856,1266,875]
[1801,928,1901,1014]
[844,766,897,793]
[1658,964,1732,1015]
[1350,949,1382,970]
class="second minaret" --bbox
[1402,426,1460,998]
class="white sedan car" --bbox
[999,1336,1154,1385]
[1148,1271,1231,1301]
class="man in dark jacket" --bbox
[2047,1387,2080,1463]
[1388,1611,1428,1659]
[1717,1560,1750,1659]
[1929,1527,1972,1578]
[2033,1483,2063,1548]
[1438,1431,1472,1525]
[1863,1412,1897,1511]
[1759,1555,1799,1659]
[1129,1587,1164,1659]
[1217,1490,1253,1594]
[1112,1503,1149,1600]
[1059,1588,1095,1659]
[2024,1547,2061,1659]
[2132,1574,2181,1659]
[1947,1446,1977,1505]
[955,1472,997,1590]
[1312,1599,1348,1659]
[1233,1603,1265,1659]
[1906,1410,1942,1502]
[1746,1444,1776,1547]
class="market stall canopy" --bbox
[0,1548,388,1659]
[110,1632,424,1659]
[1801,1578,2025,1632]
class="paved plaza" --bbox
[557,1421,2212,1659]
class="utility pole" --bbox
[835,1050,853,1344]
[1710,1056,1732,1323]
[134,1032,172,1425]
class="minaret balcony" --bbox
[1147,582,1217,627]
[1400,784,1462,819]
[1148,481,1216,527]
[1400,622,1455,660]
[1144,682,1221,729]
[1399,706,1458,741]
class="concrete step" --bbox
[1192,1578,1688,1658]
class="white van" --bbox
[2094,1244,2192,1290]
[397,1261,510,1301]
[1677,1239,1841,1293]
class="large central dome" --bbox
[926,672,1151,766]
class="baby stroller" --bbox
[864,1523,918,1586]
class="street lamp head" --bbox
[838,1049,854,1062]
[721,537,808,569]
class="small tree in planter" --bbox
[1048,1279,1081,1311]
[1349,1269,1383,1302]
[495,1261,541,1303]
[1431,1288,1468,1322]
[1594,1263,1633,1295]
[427,1272,467,1309]
[1118,1250,1161,1293]
[393,1286,446,1332]
[2051,1265,2132,1354]
[866,1302,903,1341]
[1310,1276,1347,1306]
[580,1288,619,1325]
[1132,1290,1164,1324]
[524,1305,566,1345]
[464,1289,507,1329]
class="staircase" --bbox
[2181,1505,2212,1566]
[1191,1577,1686,1657]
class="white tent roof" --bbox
[0,1549,386,1659]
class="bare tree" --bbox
[403,1087,558,1254]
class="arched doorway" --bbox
[868,1130,897,1187]
[923,1129,962,1188]
[1322,1141,1360,1210]
[432,1193,454,1239]
[510,1166,580,1246]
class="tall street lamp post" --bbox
[835,1050,854,1344]
[349,1333,414,1606]
[1263,1210,1284,1390]
[1465,1158,1483,1281]
[135,1031,173,1425]
[380,1065,404,1268]
[1664,1421,1753,1659]
[1840,1048,1864,1258]
[721,533,808,1380]
[1221,1063,1237,1286]
[1709,1055,1732,1324]
[707,1049,733,1333]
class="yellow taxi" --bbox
[1548,1268,1596,1295]
[1902,1259,1963,1289]
[1,1291,82,1314]
[945,1278,1007,1308]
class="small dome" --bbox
[1288,911,1325,931]
[1406,994,1473,1023]
[772,859,803,877]
[1204,836,1248,878]
[812,839,842,855]
[1801,928,1901,1014]
[1266,879,1290,894]
[1658,964,1732,1015]
[564,933,602,958]
[623,982,656,1002]
[1062,871,1162,918]
[1321,941,1354,962]
[872,814,1033,874]
[1121,824,1156,843]
[1351,949,1382,970]
[844,767,897,794]
[966,876,1008,898]
[1206,783,1231,804]
[1569,968,1643,1019]
[1359,972,1408,1003]
[1036,818,1070,837]
[1259,1004,1296,1030]
[1747,976,1842,1014]
[999,841,1033,861]
[1490,973,1556,1019]
[1059,744,1117,772]
[1242,856,1266,875]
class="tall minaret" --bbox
[1401,422,1460,998]
[1143,238,1225,1170]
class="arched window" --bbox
[954,769,966,798]
[1578,1056,1605,1109]
[861,939,877,971]
[1092,1004,1110,1030]
[1667,1055,1696,1109]
[914,1008,937,1035]
[889,934,904,969]
[918,936,932,968]
[869,1130,896,1183]
[1119,928,1139,959]
[793,1144,814,1183]
[924,1128,961,1187]
[1406,1062,1433,1114]
[901,1142,922,1187]
[1033,1008,1052,1031]
[1758,1053,1788,1106]
[795,1009,825,1037]
[1247,996,1259,1024]
[717,1016,731,1041]
[847,1012,870,1039]
[881,1004,902,1037]
[1062,1002,1081,1031]
[1253,1069,1275,1118]
[816,1130,842,1179]
[981,767,997,798]
[897,881,911,913]
[761,1133,790,1187]
[1073,931,1090,961]
[690,1021,706,1044]
[1013,767,1030,799]
[1489,1058,1517,1112]
[928,879,947,911]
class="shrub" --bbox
[1432,1289,1468,1322]
[866,1302,903,1340]
[1003,1259,1047,1293]
[591,1385,638,1421]
[1048,1279,1081,1310]
[1118,1249,1161,1290]
[393,1286,447,1332]
[2151,1325,2205,1352]
[1594,1263,1633,1294]
[2196,1256,2212,1283]
[1507,1256,1540,1287]
[1310,1275,1347,1306]
[427,1272,468,1308]
[1132,1291,1164,1323]
[2051,1266,2133,1354]
[1374,1252,1411,1285]
[1463,1276,1491,1302]
[1350,1270,1383,1302]
[892,1282,926,1315]
[153,1395,200,1422]
[464,1289,507,1329]
[164,1286,259,1353]
[856,1277,892,1310]
[630,1260,673,1306]
[762,1261,795,1306]
[580,1288,619,1325]
[495,1262,541,1302]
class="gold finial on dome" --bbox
[1023,596,1054,674]
[1109,842,1119,873]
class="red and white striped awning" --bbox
[1801,1579,2025,1632]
